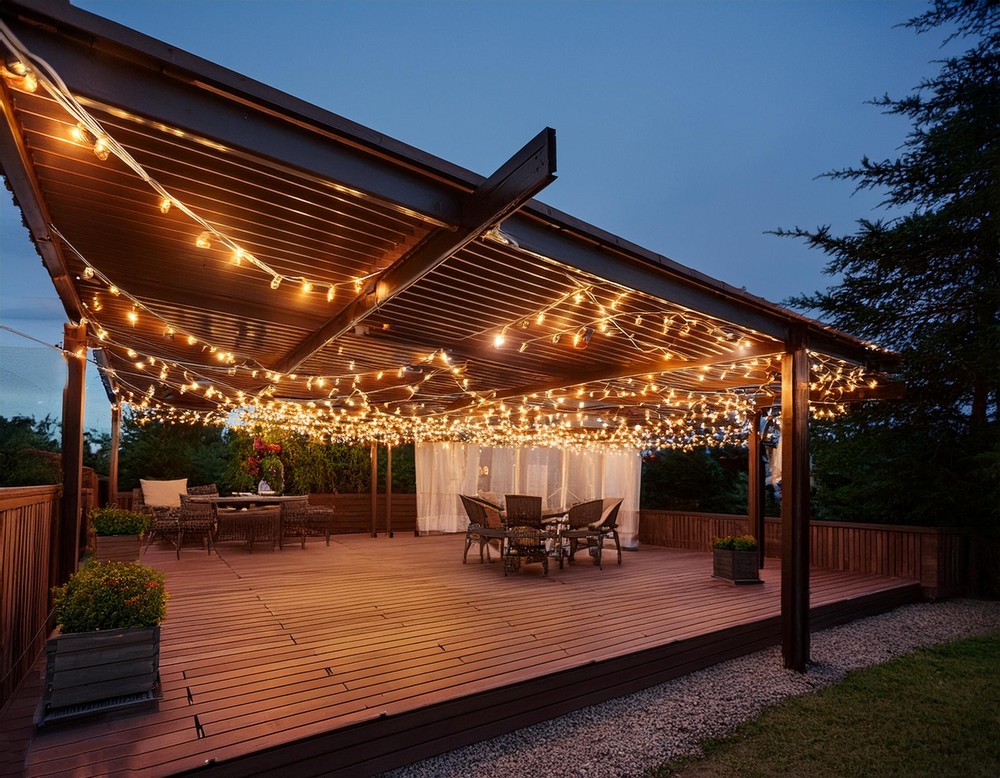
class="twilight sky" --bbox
[0,0,960,431]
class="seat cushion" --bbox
[477,491,502,509]
[141,478,188,508]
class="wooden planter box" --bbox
[39,626,160,727]
[93,534,141,563]
[712,548,763,585]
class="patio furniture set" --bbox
[461,493,623,576]
[133,481,336,556]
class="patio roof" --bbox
[0,0,900,449]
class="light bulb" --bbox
[159,197,172,214]
[326,286,335,302]
[195,232,212,249]
[82,267,95,280]
[92,139,110,161]
[270,275,282,290]
[233,248,244,265]
[301,280,313,294]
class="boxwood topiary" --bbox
[89,506,151,536]
[712,534,758,551]
[53,561,168,633]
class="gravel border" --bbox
[381,599,1000,778]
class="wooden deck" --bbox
[12,534,921,777]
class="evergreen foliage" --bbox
[118,411,230,490]
[773,0,999,593]
[0,414,60,485]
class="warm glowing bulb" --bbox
[187,335,197,345]
[127,310,138,325]
[92,139,110,161]
[270,276,282,290]
[18,72,38,92]
[82,267,95,280]
[159,197,172,214]
[233,247,244,265]
[574,292,584,303]
[494,332,505,348]
[195,232,212,249]
[326,286,335,302]
[108,285,120,296]
[71,124,87,143]
[7,60,27,76]
[301,280,313,294]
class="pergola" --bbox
[0,0,899,670]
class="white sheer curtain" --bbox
[602,450,642,548]
[416,442,642,547]
[415,442,479,534]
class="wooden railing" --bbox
[639,510,970,599]
[0,486,61,709]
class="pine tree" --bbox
[773,1,999,592]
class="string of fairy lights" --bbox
[1,22,891,451]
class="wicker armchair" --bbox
[563,498,623,570]
[178,493,216,557]
[136,488,180,557]
[460,494,505,564]
[279,497,310,550]
[305,498,336,545]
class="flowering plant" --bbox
[53,561,167,632]
[243,437,284,493]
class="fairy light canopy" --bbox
[0,0,901,451]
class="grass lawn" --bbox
[653,632,1000,778]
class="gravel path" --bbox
[381,599,1000,778]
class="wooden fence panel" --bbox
[640,510,968,599]
[0,486,61,709]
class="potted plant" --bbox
[712,534,763,585]
[90,506,151,563]
[41,561,168,725]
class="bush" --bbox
[89,506,150,536]
[713,534,758,551]
[53,561,168,633]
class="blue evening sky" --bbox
[0,0,959,432]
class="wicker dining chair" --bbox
[178,493,216,558]
[460,494,505,564]
[279,497,310,550]
[503,494,543,527]
[563,497,624,570]
[559,500,604,563]
[503,524,549,576]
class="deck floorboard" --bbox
[9,534,921,777]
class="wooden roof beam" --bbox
[272,128,557,374]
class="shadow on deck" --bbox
[12,534,921,777]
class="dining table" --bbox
[187,494,305,552]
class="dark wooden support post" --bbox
[59,323,87,583]
[385,445,393,538]
[370,442,378,537]
[747,409,765,568]
[781,330,811,671]
[107,403,120,507]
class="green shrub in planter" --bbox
[90,506,151,537]
[53,561,168,633]
[712,534,758,552]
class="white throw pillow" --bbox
[141,478,188,508]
